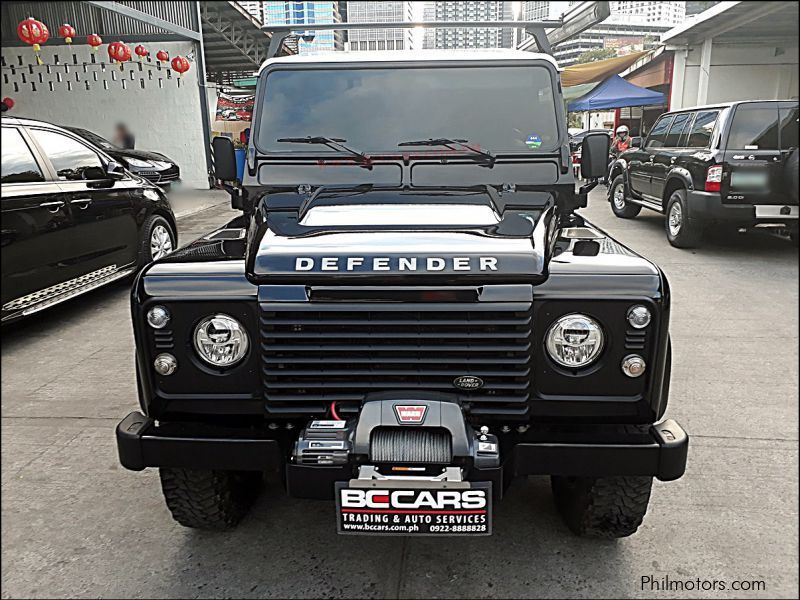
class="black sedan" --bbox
[65,127,180,190]
[1,116,178,323]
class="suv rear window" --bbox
[664,113,692,147]
[685,111,718,148]
[727,104,779,150]
[779,105,798,149]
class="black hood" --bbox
[246,190,555,284]
[109,147,173,163]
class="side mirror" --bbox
[580,132,611,179]
[630,136,642,148]
[106,160,126,180]
[212,136,238,182]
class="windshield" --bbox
[256,65,560,155]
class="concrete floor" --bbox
[1,188,797,599]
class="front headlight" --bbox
[126,157,154,168]
[545,313,604,368]
[193,314,249,367]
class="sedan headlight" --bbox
[126,157,154,168]
[545,313,604,368]
[193,314,249,367]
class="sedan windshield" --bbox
[256,65,560,155]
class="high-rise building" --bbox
[685,1,721,17]
[610,1,686,26]
[237,1,264,24]
[522,1,549,21]
[344,2,414,52]
[541,1,689,66]
[263,2,344,55]
[426,1,515,50]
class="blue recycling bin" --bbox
[234,148,246,182]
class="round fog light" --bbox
[627,305,651,329]
[154,353,177,375]
[621,354,646,378]
[147,305,170,329]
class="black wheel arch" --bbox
[662,169,694,211]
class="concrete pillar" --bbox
[670,48,687,110]
[696,37,713,106]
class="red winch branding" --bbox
[394,405,427,424]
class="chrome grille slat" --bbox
[260,300,533,417]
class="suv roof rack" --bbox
[262,1,610,59]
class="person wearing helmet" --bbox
[611,125,630,157]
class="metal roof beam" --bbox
[200,1,265,68]
[262,20,562,33]
[84,1,201,41]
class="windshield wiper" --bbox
[398,138,495,165]
[276,136,372,168]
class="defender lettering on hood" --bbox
[294,256,498,272]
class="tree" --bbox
[576,48,617,64]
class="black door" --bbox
[1,126,75,312]
[651,112,693,200]
[632,114,673,197]
[721,102,787,207]
[28,128,139,279]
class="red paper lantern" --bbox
[17,17,49,65]
[2,97,15,110]
[108,41,131,69]
[87,33,102,52]
[156,50,169,63]
[134,44,148,61]
[171,55,190,77]
[58,23,76,44]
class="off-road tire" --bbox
[609,175,642,219]
[665,189,701,248]
[551,475,653,538]
[159,468,262,530]
[137,214,176,268]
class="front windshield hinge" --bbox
[297,183,312,195]
[501,183,516,194]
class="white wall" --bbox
[1,41,210,188]
[673,41,799,109]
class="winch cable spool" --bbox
[370,428,452,464]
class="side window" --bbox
[645,115,674,149]
[686,111,718,148]
[30,129,105,181]
[664,113,692,147]
[1,128,45,184]
[779,105,798,149]
[726,104,779,150]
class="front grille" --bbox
[260,300,533,418]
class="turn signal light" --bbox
[705,165,723,192]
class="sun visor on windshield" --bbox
[411,161,559,187]
[256,163,402,187]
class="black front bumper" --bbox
[116,412,283,472]
[116,411,688,482]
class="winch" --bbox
[288,397,501,499]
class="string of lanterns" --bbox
[15,16,191,77]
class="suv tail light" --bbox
[705,165,723,192]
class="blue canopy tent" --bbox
[567,75,665,112]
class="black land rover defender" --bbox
[116,50,688,538]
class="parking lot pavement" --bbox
[2,188,797,599]
[166,188,229,218]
